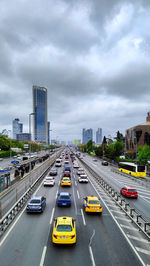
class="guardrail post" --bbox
[125,203,129,211]
[16,188,18,202]
[137,215,142,225]
[130,208,135,218]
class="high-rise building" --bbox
[82,128,93,144]
[96,128,102,143]
[33,86,48,144]
[16,133,31,142]
[12,118,23,139]
[48,121,50,145]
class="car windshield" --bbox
[89,200,100,204]
[45,177,53,180]
[80,176,87,179]
[56,224,72,232]
[128,189,137,192]
[60,196,69,199]
[30,199,41,203]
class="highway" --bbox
[0,151,150,266]
[81,154,150,221]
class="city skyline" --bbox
[0,1,150,141]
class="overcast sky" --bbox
[0,0,150,142]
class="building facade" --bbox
[125,112,150,153]
[16,133,31,142]
[33,86,48,144]
[82,128,93,144]
[12,118,23,139]
[96,128,102,143]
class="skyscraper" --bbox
[33,86,48,144]
[12,118,23,139]
[96,128,102,143]
[82,128,93,144]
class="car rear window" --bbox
[60,196,69,199]
[128,189,137,192]
[30,199,41,203]
[56,225,72,232]
[89,200,100,204]
[80,176,87,178]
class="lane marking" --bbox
[127,234,149,243]
[72,182,78,215]
[110,210,124,214]
[81,209,86,226]
[77,190,80,199]
[106,204,119,208]
[135,247,150,256]
[55,190,58,199]
[114,216,129,221]
[75,181,77,186]
[89,246,96,266]
[120,224,139,231]
[39,246,47,266]
[87,177,146,266]
[49,208,55,225]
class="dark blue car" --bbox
[26,196,46,213]
[65,166,71,172]
[57,192,71,207]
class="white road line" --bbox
[127,234,149,243]
[58,180,60,185]
[136,247,150,256]
[72,182,78,215]
[75,181,77,186]
[87,178,146,266]
[106,204,119,208]
[0,205,26,247]
[110,210,124,214]
[114,216,129,221]
[81,209,86,226]
[49,208,55,225]
[89,246,96,266]
[120,224,139,231]
[55,190,58,199]
[139,196,150,204]
[39,246,47,266]
[77,190,80,199]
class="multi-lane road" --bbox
[0,152,150,266]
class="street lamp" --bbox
[28,113,35,180]
[8,130,12,159]
[29,112,35,140]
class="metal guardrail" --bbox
[78,156,150,241]
[0,151,62,237]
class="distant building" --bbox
[48,121,50,145]
[96,128,102,143]
[61,141,66,145]
[33,86,48,144]
[12,118,23,139]
[82,128,93,144]
[51,139,56,145]
[125,112,150,153]
[16,133,31,142]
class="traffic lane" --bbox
[43,173,92,266]
[75,174,142,266]
[82,157,150,221]
[0,175,59,266]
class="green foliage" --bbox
[0,134,10,151]
[95,145,103,157]
[115,131,124,142]
[87,140,93,153]
[137,145,150,165]
[0,150,18,158]
[102,136,107,144]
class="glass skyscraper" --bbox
[33,86,48,144]
[82,128,93,144]
[96,128,102,143]
[12,118,23,139]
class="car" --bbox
[49,169,57,176]
[78,174,88,183]
[43,176,55,186]
[65,156,69,159]
[61,177,71,186]
[55,159,62,167]
[64,160,69,164]
[120,186,138,198]
[83,195,102,213]
[63,171,71,178]
[73,163,79,168]
[57,192,71,207]
[65,166,71,172]
[0,158,3,161]
[101,161,108,166]
[26,196,46,213]
[52,216,76,244]
[77,168,85,175]
[93,158,97,162]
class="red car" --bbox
[65,156,69,159]
[120,186,138,198]
[63,171,71,178]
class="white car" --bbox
[64,160,69,164]
[77,168,85,175]
[73,163,79,168]
[43,176,55,186]
[78,174,88,183]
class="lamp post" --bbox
[28,113,35,185]
[8,130,12,159]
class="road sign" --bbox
[24,144,29,149]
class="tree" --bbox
[137,145,150,165]
[87,140,93,153]
[95,145,103,157]
[115,131,123,142]
[102,136,107,145]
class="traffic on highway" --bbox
[0,149,150,266]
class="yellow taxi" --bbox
[52,216,76,244]
[61,177,71,186]
[83,195,102,213]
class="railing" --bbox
[78,156,150,241]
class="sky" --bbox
[0,0,150,142]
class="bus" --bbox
[118,162,146,178]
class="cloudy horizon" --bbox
[0,0,150,142]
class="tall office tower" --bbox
[33,86,48,144]
[82,128,93,144]
[96,128,102,143]
[48,121,50,145]
[12,118,23,139]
